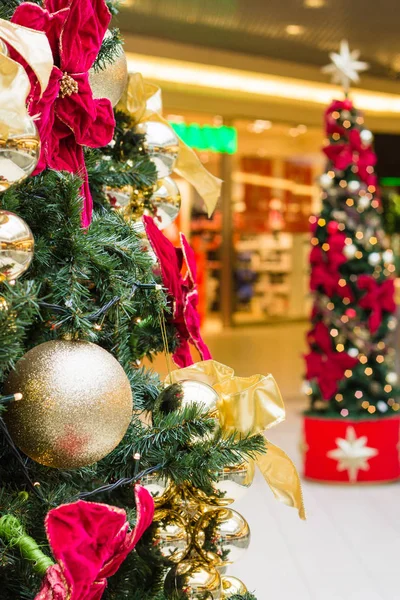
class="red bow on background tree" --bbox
[305,322,358,400]
[11,0,115,227]
[35,485,154,600]
[144,216,212,368]
[358,275,396,334]
[309,231,354,301]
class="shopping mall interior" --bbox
[121,2,400,598]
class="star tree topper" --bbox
[322,40,369,94]
[327,426,378,483]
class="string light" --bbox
[340,409,349,417]
[341,315,349,323]
[355,251,363,259]
[361,400,369,408]
[367,406,376,414]
[356,116,364,124]
[330,328,339,337]
[336,344,345,352]
[309,215,317,224]
[369,236,377,245]
[339,180,347,188]
[343,297,351,305]
[346,198,354,206]
[384,384,392,393]
[322,243,330,251]
[318,218,326,226]
[332,111,340,119]
[338,278,346,287]
[355,391,363,399]
[355,231,363,240]
[376,355,384,363]
[388,398,395,406]
[343,120,351,128]
[345,369,352,378]
[393,403,400,411]
[345,237,353,245]
[327,302,335,310]
[365,367,373,376]
[338,223,346,231]
[328,170,335,178]
[333,132,340,140]
[311,237,319,246]
[335,393,343,402]
[377,341,386,350]
[371,200,379,208]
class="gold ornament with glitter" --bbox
[4,340,133,469]
[89,31,128,107]
[0,210,34,282]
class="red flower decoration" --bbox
[144,216,212,368]
[35,485,154,600]
[305,322,358,400]
[12,0,115,227]
[310,233,353,300]
[358,275,396,334]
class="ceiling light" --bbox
[286,24,305,36]
[213,115,223,126]
[297,124,308,133]
[289,127,300,137]
[126,54,400,115]
[304,0,326,7]
[248,119,272,133]
[167,114,184,123]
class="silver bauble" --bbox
[0,118,40,192]
[151,177,181,230]
[135,121,179,178]
[0,210,34,282]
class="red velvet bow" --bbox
[35,485,155,600]
[144,216,212,368]
[358,275,396,334]
[324,99,354,135]
[309,233,353,301]
[12,0,116,227]
[305,322,358,400]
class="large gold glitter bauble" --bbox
[136,508,191,565]
[164,559,222,600]
[0,118,40,192]
[212,461,255,505]
[89,31,128,107]
[140,472,173,506]
[221,576,248,597]
[194,508,250,567]
[157,380,219,416]
[4,340,133,469]
[151,177,181,230]
[0,210,34,282]
[135,121,179,178]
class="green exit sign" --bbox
[170,122,238,154]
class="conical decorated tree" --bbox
[303,42,400,484]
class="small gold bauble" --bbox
[151,177,181,230]
[169,484,211,522]
[221,576,248,597]
[157,380,219,416]
[135,121,179,178]
[212,461,255,505]
[4,340,133,469]
[140,472,172,506]
[195,508,250,567]
[164,559,222,600]
[0,210,34,282]
[0,118,40,192]
[136,508,191,565]
[89,31,128,107]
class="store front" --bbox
[163,111,324,330]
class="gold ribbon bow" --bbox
[118,73,222,217]
[167,360,306,520]
[0,19,53,137]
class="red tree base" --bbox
[302,415,400,484]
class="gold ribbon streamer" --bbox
[167,360,306,520]
[118,73,222,217]
[0,20,53,137]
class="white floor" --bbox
[150,323,400,600]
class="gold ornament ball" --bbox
[140,472,172,506]
[135,121,179,178]
[89,31,128,107]
[0,118,40,192]
[212,461,255,505]
[221,576,248,598]
[136,508,191,565]
[157,380,219,416]
[0,210,34,282]
[169,484,211,522]
[151,177,181,230]
[195,508,250,567]
[164,559,222,600]
[4,340,133,469]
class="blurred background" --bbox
[119,4,400,597]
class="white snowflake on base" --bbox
[327,426,378,483]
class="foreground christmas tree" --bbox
[0,1,304,598]
[303,42,400,483]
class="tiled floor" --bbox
[151,323,400,600]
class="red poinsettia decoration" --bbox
[358,275,396,334]
[35,485,154,600]
[144,216,212,368]
[12,0,115,227]
[310,231,353,301]
[305,322,358,400]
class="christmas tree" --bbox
[0,1,303,598]
[305,42,399,419]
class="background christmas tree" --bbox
[0,0,266,598]
[305,42,399,418]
